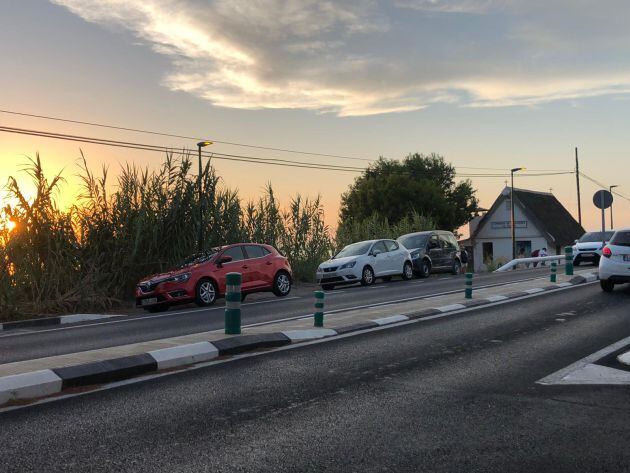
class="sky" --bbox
[1,0,629,235]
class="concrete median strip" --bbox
[0,270,600,406]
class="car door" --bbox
[439,233,456,269]
[384,240,404,273]
[426,234,443,269]
[242,244,271,289]
[218,246,252,290]
[370,240,389,276]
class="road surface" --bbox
[2,282,629,472]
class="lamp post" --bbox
[510,167,525,260]
[609,185,618,230]
[197,140,213,253]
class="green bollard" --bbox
[314,290,325,327]
[550,261,557,283]
[225,272,242,335]
[564,246,574,276]
[465,272,473,299]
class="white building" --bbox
[466,187,584,272]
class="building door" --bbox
[516,240,531,258]
[482,242,493,264]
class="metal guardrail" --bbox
[494,255,566,272]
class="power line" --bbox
[579,171,630,203]
[0,108,373,163]
[0,125,366,173]
[455,171,574,177]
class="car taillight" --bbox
[603,246,612,258]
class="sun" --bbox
[6,220,16,232]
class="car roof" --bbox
[398,231,434,238]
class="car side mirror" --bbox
[216,255,233,267]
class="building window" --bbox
[482,242,493,263]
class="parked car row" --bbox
[134,230,463,312]
[315,230,462,290]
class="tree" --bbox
[339,153,479,232]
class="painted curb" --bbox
[281,329,337,342]
[53,354,158,389]
[149,342,219,370]
[212,333,291,356]
[372,315,409,326]
[0,370,63,404]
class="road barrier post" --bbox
[314,291,325,327]
[465,272,473,299]
[564,246,574,276]
[550,262,557,283]
[225,272,242,335]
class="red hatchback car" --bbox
[135,243,292,312]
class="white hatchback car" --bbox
[316,239,413,290]
[599,228,630,292]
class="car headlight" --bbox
[339,261,356,269]
[316,266,323,273]
[166,272,191,283]
[410,250,421,259]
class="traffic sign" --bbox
[593,190,613,210]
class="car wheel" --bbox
[145,305,169,313]
[241,293,247,302]
[418,259,431,278]
[600,279,615,292]
[402,261,413,280]
[195,278,218,306]
[272,271,292,297]
[573,259,580,267]
[360,266,375,286]
[322,284,335,291]
[452,259,462,275]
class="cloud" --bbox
[52,0,630,116]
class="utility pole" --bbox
[197,140,213,253]
[610,185,618,230]
[575,147,582,226]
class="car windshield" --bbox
[398,234,430,250]
[334,241,373,259]
[179,248,220,268]
[579,231,614,243]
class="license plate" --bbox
[623,255,630,262]
[141,297,158,305]
[581,252,593,257]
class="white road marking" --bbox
[538,334,630,385]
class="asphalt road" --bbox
[0,267,555,363]
[2,282,630,472]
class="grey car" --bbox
[397,230,462,278]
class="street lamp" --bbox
[197,140,213,253]
[510,167,525,260]
[610,185,618,230]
